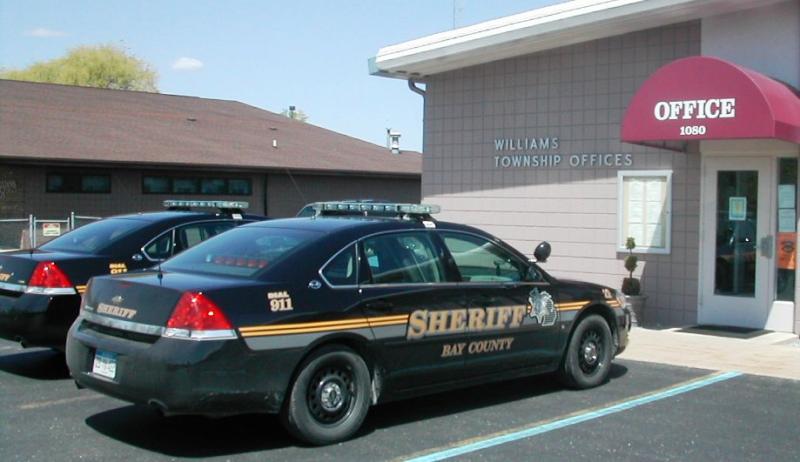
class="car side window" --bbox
[174,222,235,253]
[321,245,358,286]
[440,232,528,282]
[143,231,173,261]
[361,232,446,284]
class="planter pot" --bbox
[624,294,647,326]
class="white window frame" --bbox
[617,170,672,255]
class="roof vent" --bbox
[386,128,401,154]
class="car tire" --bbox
[281,346,371,445]
[558,314,613,389]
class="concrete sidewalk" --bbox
[618,326,800,380]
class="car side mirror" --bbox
[534,241,551,263]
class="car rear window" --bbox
[161,226,321,278]
[39,218,149,254]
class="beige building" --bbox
[371,0,800,334]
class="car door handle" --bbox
[475,296,496,306]
[365,300,394,311]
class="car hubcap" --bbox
[320,382,344,412]
[578,330,603,374]
[307,365,354,424]
[583,342,598,365]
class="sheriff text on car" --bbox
[66,201,631,445]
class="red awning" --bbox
[621,56,800,146]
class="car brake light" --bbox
[25,262,76,295]
[164,292,237,340]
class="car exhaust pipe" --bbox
[148,399,167,416]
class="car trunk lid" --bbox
[83,271,260,330]
[0,250,106,293]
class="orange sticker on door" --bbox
[776,232,796,270]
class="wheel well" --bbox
[570,304,618,347]
[300,335,375,371]
[286,335,378,400]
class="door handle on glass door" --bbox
[760,235,773,258]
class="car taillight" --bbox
[164,292,237,340]
[25,262,76,295]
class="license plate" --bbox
[92,350,117,379]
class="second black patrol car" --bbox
[66,202,631,445]
[0,200,261,350]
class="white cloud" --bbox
[25,27,67,38]
[171,57,204,71]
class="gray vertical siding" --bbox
[422,22,702,327]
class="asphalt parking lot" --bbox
[1,338,797,462]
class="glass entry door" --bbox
[700,157,772,328]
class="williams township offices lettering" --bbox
[493,136,632,169]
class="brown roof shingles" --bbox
[0,80,421,177]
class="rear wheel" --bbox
[559,314,613,389]
[281,346,370,445]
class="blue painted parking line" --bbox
[405,371,743,462]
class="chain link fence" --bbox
[0,212,102,251]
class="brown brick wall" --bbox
[0,165,264,218]
[266,172,421,218]
[0,163,421,221]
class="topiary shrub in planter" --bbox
[621,237,646,325]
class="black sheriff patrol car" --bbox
[66,202,631,445]
[0,200,260,350]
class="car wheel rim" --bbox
[578,329,603,375]
[307,364,355,424]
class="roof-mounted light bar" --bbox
[311,201,440,215]
[163,200,249,210]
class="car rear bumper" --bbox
[66,316,302,416]
[0,292,79,349]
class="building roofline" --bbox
[0,79,422,176]
[0,78,246,105]
[370,0,786,79]
[0,156,422,179]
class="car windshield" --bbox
[162,226,322,278]
[39,217,150,254]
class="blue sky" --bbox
[0,0,558,152]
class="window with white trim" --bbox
[618,170,672,254]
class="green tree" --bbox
[281,106,309,122]
[1,44,158,92]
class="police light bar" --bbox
[312,202,440,215]
[163,200,249,209]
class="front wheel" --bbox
[559,314,613,389]
[281,346,371,445]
